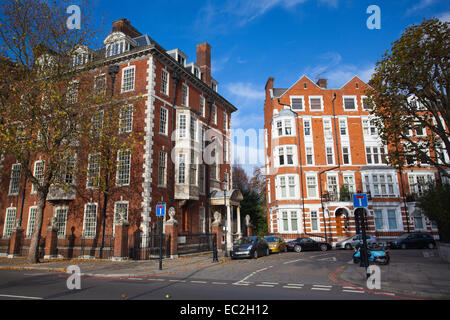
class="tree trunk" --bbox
[27,191,47,263]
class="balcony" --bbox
[322,191,373,202]
[47,184,76,203]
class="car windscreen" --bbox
[398,234,410,239]
[234,237,254,245]
[265,237,278,242]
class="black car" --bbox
[286,237,332,252]
[230,236,270,259]
[389,233,436,249]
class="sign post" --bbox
[156,203,166,271]
[353,194,370,278]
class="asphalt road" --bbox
[0,249,410,301]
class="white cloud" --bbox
[225,82,265,100]
[405,0,437,16]
[438,11,450,22]
[302,52,375,87]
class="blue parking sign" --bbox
[156,203,166,216]
[353,194,368,208]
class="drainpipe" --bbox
[170,71,180,225]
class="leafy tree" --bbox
[417,183,450,242]
[367,18,450,178]
[232,165,267,236]
[0,0,104,263]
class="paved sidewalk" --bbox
[0,253,228,278]
[333,252,450,300]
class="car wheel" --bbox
[294,245,302,253]
[427,242,435,249]
[345,243,352,250]
[320,244,328,251]
[401,243,407,249]
[253,250,258,259]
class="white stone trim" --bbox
[141,56,156,236]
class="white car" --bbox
[334,234,378,249]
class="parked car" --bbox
[335,234,378,250]
[286,237,332,252]
[264,236,287,253]
[389,233,436,249]
[230,236,270,259]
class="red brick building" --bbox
[0,19,239,258]
[264,75,443,245]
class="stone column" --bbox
[112,220,129,261]
[8,226,24,258]
[44,225,59,260]
[226,204,232,252]
[245,214,253,237]
[211,212,223,251]
[164,207,179,259]
[236,206,242,237]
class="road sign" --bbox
[353,194,368,208]
[156,203,166,216]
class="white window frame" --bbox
[161,69,169,96]
[343,173,356,193]
[339,118,348,136]
[303,118,312,138]
[374,208,403,231]
[325,144,335,165]
[9,163,22,195]
[306,174,319,199]
[276,175,299,200]
[343,95,357,111]
[178,114,187,138]
[305,144,315,166]
[158,150,167,187]
[309,95,324,111]
[159,106,168,135]
[86,153,101,189]
[31,160,45,194]
[121,66,135,93]
[275,145,297,167]
[310,210,320,232]
[116,149,131,187]
[200,96,206,118]
[361,95,371,110]
[26,206,38,238]
[182,83,189,107]
[119,104,134,134]
[55,206,69,239]
[113,201,129,236]
[3,207,17,239]
[212,104,217,125]
[82,203,98,239]
[342,144,351,165]
[290,95,304,111]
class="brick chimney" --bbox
[112,18,142,38]
[316,78,327,89]
[197,43,212,86]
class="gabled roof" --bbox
[274,75,322,99]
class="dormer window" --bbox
[212,79,218,92]
[167,49,188,67]
[186,62,202,80]
[104,32,137,58]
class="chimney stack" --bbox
[316,78,327,89]
[196,43,212,86]
[112,18,142,38]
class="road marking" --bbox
[283,286,303,289]
[311,287,331,291]
[318,257,337,262]
[238,266,273,283]
[169,279,186,282]
[262,282,279,285]
[128,278,143,281]
[343,290,365,294]
[283,259,302,264]
[190,280,207,284]
[233,282,250,286]
[256,284,274,287]
[148,278,165,281]
[0,294,43,300]
[287,283,304,286]
[212,282,227,285]
[313,285,332,288]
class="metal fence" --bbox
[129,233,171,260]
[177,233,215,256]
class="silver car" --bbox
[335,234,377,249]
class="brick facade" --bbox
[0,19,236,258]
[264,75,441,244]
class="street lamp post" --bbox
[222,177,228,257]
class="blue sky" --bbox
[85,0,449,175]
